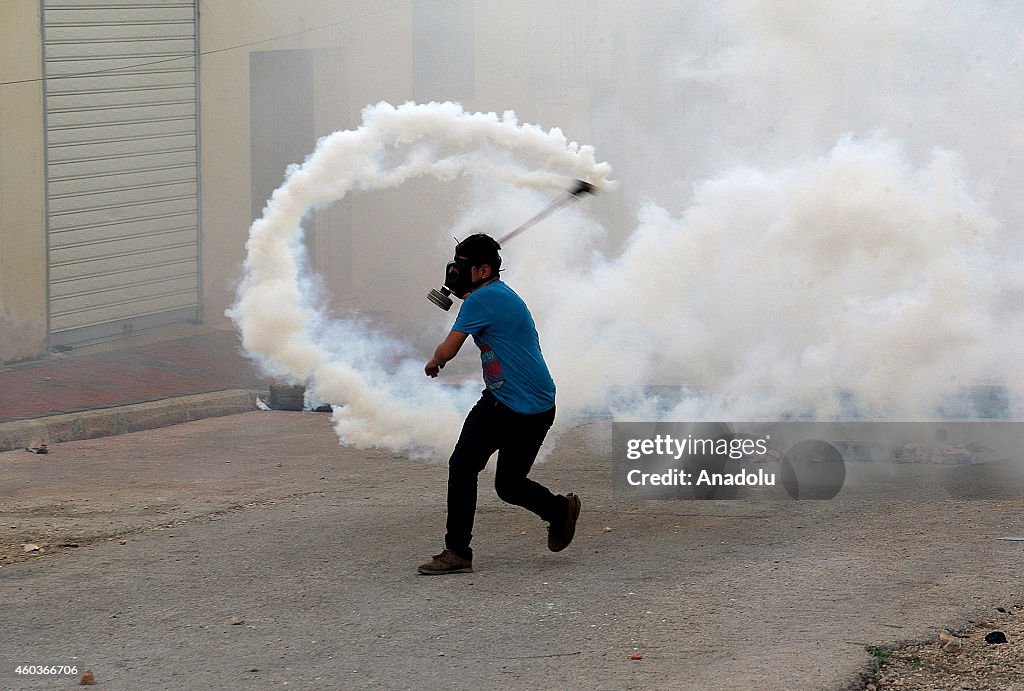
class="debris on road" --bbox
[25,438,48,454]
[230,616,245,626]
[868,606,1024,688]
[79,669,95,685]
[939,630,963,654]
[985,631,1008,644]
[629,652,644,660]
[21,543,41,553]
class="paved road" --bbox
[1,412,1022,690]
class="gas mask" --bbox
[426,180,596,312]
[427,256,485,311]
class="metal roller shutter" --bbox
[42,0,200,348]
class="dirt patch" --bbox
[0,497,191,567]
[866,605,1024,689]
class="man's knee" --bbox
[494,472,526,504]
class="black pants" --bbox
[445,390,562,560]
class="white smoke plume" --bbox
[232,3,1023,459]
[228,101,612,456]
[515,135,1009,421]
[512,0,1023,423]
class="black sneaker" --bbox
[417,549,473,575]
[548,493,581,552]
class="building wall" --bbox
[198,1,419,329]
[0,3,47,363]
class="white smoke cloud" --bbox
[545,0,1022,420]
[232,3,1023,459]
[512,135,1008,421]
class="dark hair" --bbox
[455,233,502,273]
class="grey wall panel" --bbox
[49,167,196,198]
[49,182,198,218]
[50,230,197,266]
[45,7,196,25]
[45,39,196,61]
[50,257,197,292]
[46,86,197,111]
[46,56,196,77]
[48,215,196,249]
[50,289,198,333]
[43,0,200,346]
[47,196,198,232]
[47,133,197,163]
[46,117,195,145]
[46,70,196,95]
[51,269,198,308]
[48,149,196,180]
[45,102,196,128]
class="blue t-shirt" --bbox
[452,281,556,414]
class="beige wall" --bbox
[198,1,419,328]
[0,2,47,364]
[475,1,598,140]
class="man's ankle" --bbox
[446,547,472,561]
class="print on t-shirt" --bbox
[479,343,505,390]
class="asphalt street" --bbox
[1,412,1022,690]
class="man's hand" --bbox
[424,330,470,379]
[425,358,443,378]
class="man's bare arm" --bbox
[425,330,470,377]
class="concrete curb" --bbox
[0,389,265,452]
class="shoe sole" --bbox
[549,493,581,552]
[417,565,473,575]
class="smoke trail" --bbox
[228,101,612,456]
